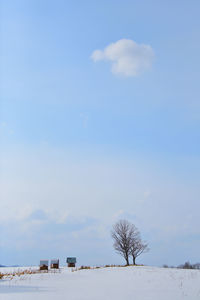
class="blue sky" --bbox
[0,0,200,267]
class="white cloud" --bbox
[91,39,154,77]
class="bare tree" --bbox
[130,237,149,265]
[111,220,139,265]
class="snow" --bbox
[1,265,200,299]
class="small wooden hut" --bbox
[67,257,76,267]
[50,259,59,269]
[40,260,49,271]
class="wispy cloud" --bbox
[91,39,154,77]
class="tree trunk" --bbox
[125,256,129,265]
[133,256,136,265]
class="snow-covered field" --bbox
[1,265,200,300]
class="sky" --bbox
[0,0,200,267]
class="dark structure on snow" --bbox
[40,260,49,271]
[50,259,59,269]
[67,257,76,267]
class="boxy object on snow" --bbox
[50,259,59,269]
[67,257,76,267]
[40,260,49,271]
